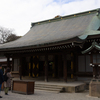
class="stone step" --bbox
[35,84,63,88]
[35,83,86,93]
[35,86,63,89]
[35,87,63,92]
[35,84,65,92]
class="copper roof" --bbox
[0,9,100,51]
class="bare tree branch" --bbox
[0,26,21,44]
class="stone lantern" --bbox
[82,41,100,97]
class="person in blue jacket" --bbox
[0,64,4,98]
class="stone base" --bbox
[65,83,86,93]
[89,79,100,97]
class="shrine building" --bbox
[0,8,100,82]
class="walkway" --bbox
[0,90,100,100]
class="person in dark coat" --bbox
[0,64,4,98]
[4,68,12,95]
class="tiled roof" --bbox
[0,9,100,51]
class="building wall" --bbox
[78,55,93,72]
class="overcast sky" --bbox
[0,0,100,36]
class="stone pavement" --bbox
[0,90,100,100]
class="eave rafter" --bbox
[2,42,78,54]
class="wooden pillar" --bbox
[29,62,31,77]
[71,53,74,79]
[58,56,60,78]
[45,55,48,82]
[30,56,33,77]
[63,54,67,82]
[19,57,23,80]
[12,57,14,71]
[28,56,33,77]
[52,55,55,78]
[58,55,60,78]
[7,56,10,68]
[75,53,78,80]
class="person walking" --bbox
[0,64,4,98]
[4,68,12,95]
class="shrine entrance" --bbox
[38,55,63,79]
[26,54,65,80]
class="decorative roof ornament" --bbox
[54,15,61,18]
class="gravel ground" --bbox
[0,90,100,100]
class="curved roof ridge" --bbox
[31,9,98,27]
